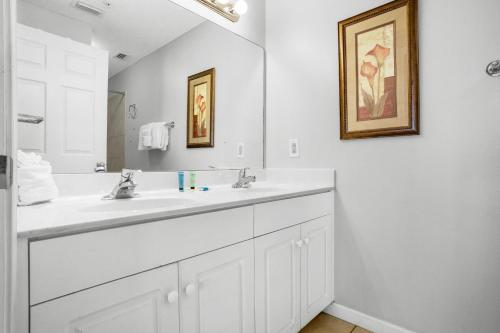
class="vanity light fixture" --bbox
[196,0,248,22]
[74,0,111,15]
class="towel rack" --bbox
[18,113,44,124]
[166,121,175,129]
[486,60,500,77]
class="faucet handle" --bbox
[238,167,248,178]
[121,169,142,182]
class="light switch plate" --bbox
[288,139,300,158]
[237,142,245,158]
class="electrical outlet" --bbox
[289,139,300,158]
[237,142,245,158]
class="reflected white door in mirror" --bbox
[16,24,108,173]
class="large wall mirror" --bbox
[16,0,264,173]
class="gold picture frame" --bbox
[338,0,419,139]
[187,68,215,148]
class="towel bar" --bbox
[18,113,44,124]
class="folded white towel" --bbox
[138,122,169,151]
[138,124,153,150]
[142,135,152,147]
[17,150,59,206]
[151,122,169,150]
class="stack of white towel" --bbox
[138,122,169,151]
[17,150,59,206]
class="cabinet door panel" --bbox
[179,240,254,333]
[300,215,333,327]
[255,226,301,333]
[31,264,179,333]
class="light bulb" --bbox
[233,0,248,15]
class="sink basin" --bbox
[81,197,196,213]
[233,186,283,193]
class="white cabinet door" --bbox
[16,24,108,173]
[300,215,333,327]
[255,226,301,333]
[179,240,255,333]
[30,264,180,333]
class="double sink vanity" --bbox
[15,169,335,333]
[14,0,333,332]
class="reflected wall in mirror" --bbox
[16,0,264,173]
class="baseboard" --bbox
[324,303,416,333]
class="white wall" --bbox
[109,21,264,171]
[170,0,265,47]
[17,0,92,44]
[266,0,500,332]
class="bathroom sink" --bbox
[233,185,283,193]
[81,197,196,213]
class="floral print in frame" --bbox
[187,68,215,148]
[338,0,419,139]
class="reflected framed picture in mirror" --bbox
[187,68,216,148]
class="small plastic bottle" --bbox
[178,171,185,192]
[189,171,196,190]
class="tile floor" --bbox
[300,313,372,333]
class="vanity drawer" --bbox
[29,206,253,305]
[254,192,332,236]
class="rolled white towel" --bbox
[17,150,59,206]
[17,150,42,167]
[18,177,59,206]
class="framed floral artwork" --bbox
[338,0,419,139]
[187,68,215,148]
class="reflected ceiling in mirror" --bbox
[16,0,264,173]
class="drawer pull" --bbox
[185,284,196,296]
[166,290,179,304]
[303,238,310,245]
[296,240,304,248]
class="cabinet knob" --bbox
[166,290,179,304]
[303,238,310,245]
[296,240,304,248]
[185,284,196,296]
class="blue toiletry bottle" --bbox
[178,171,185,192]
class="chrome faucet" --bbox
[232,168,256,189]
[102,169,142,200]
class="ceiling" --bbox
[20,0,205,77]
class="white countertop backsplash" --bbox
[18,169,335,239]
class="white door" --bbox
[30,264,180,333]
[16,24,108,173]
[0,0,15,331]
[300,216,333,327]
[179,240,255,333]
[15,25,51,156]
[255,226,301,333]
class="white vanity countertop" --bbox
[17,182,334,239]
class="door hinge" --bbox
[0,155,13,190]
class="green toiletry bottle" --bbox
[189,171,196,190]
